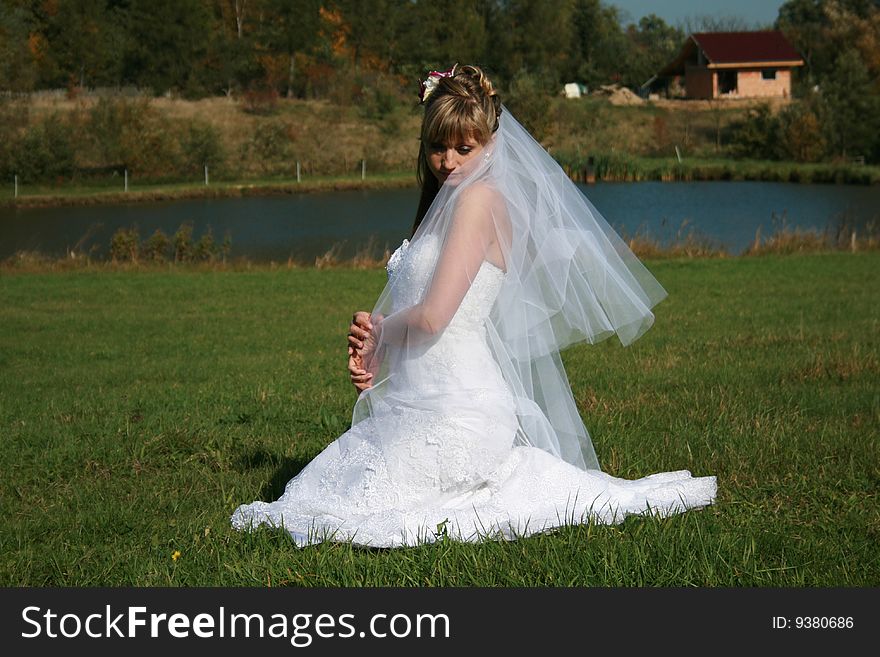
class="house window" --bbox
[718,70,737,94]
[762,69,777,80]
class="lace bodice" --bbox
[386,237,505,333]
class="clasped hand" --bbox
[348,311,377,392]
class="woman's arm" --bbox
[372,184,503,346]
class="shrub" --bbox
[88,97,150,167]
[247,120,293,173]
[778,102,827,163]
[13,115,76,182]
[173,224,194,262]
[504,71,552,141]
[194,227,217,261]
[326,67,364,107]
[182,120,226,177]
[651,114,671,155]
[240,87,280,115]
[220,232,232,263]
[358,73,404,120]
[0,96,31,179]
[727,104,779,160]
[88,96,183,179]
[142,229,171,262]
[106,225,229,264]
[110,227,140,262]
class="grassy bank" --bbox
[3,157,877,210]
[1,253,878,586]
[4,219,877,271]
[3,93,878,209]
[558,153,880,185]
[0,171,416,209]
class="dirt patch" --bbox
[591,84,645,106]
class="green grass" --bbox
[1,253,878,586]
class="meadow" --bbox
[1,252,877,586]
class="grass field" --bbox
[1,253,878,586]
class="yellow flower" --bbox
[171,550,181,561]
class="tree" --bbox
[332,0,405,72]
[680,14,759,34]
[778,97,827,162]
[776,0,825,83]
[728,104,781,159]
[122,0,212,94]
[777,0,880,85]
[201,0,259,95]
[395,0,488,75]
[230,0,247,39]
[776,1,880,161]
[625,14,684,88]
[571,0,629,87]
[0,1,39,91]
[506,0,575,83]
[820,47,880,159]
[259,0,322,97]
[479,0,516,82]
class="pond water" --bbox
[1,181,878,261]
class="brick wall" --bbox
[735,68,791,98]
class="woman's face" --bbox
[424,135,484,184]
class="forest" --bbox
[0,0,699,95]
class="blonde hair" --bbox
[413,64,502,234]
[421,64,501,147]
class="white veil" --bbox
[353,108,667,472]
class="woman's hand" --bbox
[347,311,373,354]
[348,349,372,392]
[348,311,374,392]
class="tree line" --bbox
[0,0,710,96]
[0,0,878,164]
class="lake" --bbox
[1,181,878,261]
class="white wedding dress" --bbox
[231,237,717,547]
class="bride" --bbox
[232,65,716,547]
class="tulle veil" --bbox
[353,108,667,472]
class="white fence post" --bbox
[14,174,18,198]
[124,169,128,192]
[361,159,366,180]
[296,161,301,183]
[205,165,209,185]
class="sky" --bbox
[606,1,787,29]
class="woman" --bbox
[232,65,716,547]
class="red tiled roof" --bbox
[691,31,802,64]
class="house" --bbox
[645,31,804,100]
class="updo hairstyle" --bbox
[413,64,502,233]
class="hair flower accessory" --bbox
[419,64,457,104]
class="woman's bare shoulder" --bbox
[457,180,506,212]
